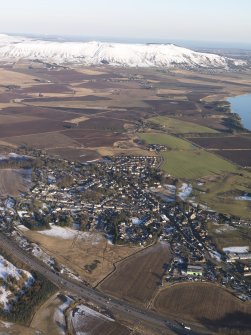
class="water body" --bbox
[228,94,251,131]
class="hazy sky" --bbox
[1,0,251,45]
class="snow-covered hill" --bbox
[0,34,247,70]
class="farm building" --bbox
[186,265,203,276]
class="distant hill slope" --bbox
[0,34,247,70]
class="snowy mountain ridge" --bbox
[0,34,247,70]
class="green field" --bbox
[197,173,251,218]
[139,131,251,217]
[161,149,236,179]
[139,132,236,179]
[149,116,218,134]
[139,132,193,150]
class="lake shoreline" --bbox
[228,94,251,131]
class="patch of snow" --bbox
[38,225,103,245]
[31,245,56,268]
[165,184,176,191]
[86,159,100,163]
[178,183,192,200]
[0,321,13,328]
[71,304,114,334]
[4,198,15,209]
[17,211,28,218]
[132,217,142,225]
[209,250,222,262]
[0,255,34,310]
[215,224,236,233]
[17,225,29,231]
[223,246,249,253]
[235,195,251,201]
[39,225,78,239]
[54,295,73,335]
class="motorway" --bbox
[0,232,202,335]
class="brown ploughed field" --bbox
[99,242,171,306]
[154,282,251,330]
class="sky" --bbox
[1,0,251,47]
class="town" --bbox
[0,148,251,303]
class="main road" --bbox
[0,232,202,335]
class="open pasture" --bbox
[139,132,236,179]
[197,172,251,218]
[139,132,193,150]
[207,222,251,249]
[22,229,140,286]
[149,116,218,134]
[161,149,236,179]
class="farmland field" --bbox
[3,132,79,149]
[161,149,236,179]
[217,150,251,167]
[99,242,171,306]
[63,129,127,147]
[46,147,101,163]
[0,63,251,219]
[139,132,237,179]
[22,229,141,286]
[0,119,65,138]
[149,116,218,134]
[154,283,251,329]
[0,169,31,197]
[70,304,130,335]
[139,132,193,150]
[207,222,251,249]
[190,136,251,149]
[197,173,251,218]
[139,129,251,216]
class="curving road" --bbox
[0,232,202,335]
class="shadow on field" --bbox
[199,311,251,334]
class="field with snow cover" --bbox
[71,304,129,335]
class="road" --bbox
[0,232,202,335]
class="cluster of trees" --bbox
[0,272,56,324]
[0,250,57,325]
[56,175,74,188]
[56,214,73,227]
[0,159,33,170]
[107,211,128,243]
[22,211,50,230]
[223,115,244,132]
